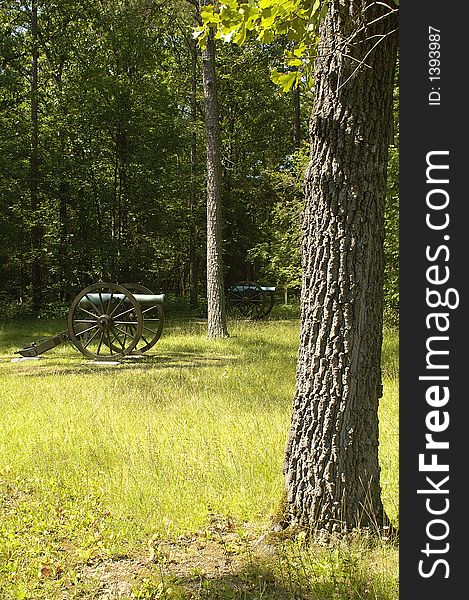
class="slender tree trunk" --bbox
[283,0,398,533]
[58,180,70,299]
[189,39,199,309]
[30,0,42,313]
[55,71,71,300]
[201,29,228,338]
[111,142,119,281]
[292,85,301,151]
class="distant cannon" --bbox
[226,281,276,320]
[16,282,165,361]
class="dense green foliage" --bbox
[0,0,398,320]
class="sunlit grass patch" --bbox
[379,327,399,526]
[0,317,398,598]
[1,319,297,533]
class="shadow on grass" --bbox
[131,535,399,600]
[125,522,398,600]
[169,568,303,600]
[168,565,398,600]
[0,351,239,378]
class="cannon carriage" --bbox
[17,282,165,361]
[16,279,277,361]
[226,281,276,320]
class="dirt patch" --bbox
[80,558,149,599]
[79,521,273,598]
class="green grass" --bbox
[379,327,399,527]
[0,315,398,599]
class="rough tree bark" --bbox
[200,25,228,338]
[283,0,398,533]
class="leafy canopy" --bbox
[193,0,329,91]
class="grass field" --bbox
[0,311,398,599]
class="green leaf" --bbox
[192,27,209,49]
[216,29,236,43]
[270,69,299,92]
[221,0,239,8]
[293,43,306,57]
[233,24,247,45]
[258,28,275,43]
[286,57,303,67]
[200,7,220,24]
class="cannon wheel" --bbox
[67,282,143,360]
[121,283,165,353]
[227,281,269,320]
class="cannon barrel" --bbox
[78,293,165,309]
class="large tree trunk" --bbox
[201,29,228,338]
[283,0,398,533]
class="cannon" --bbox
[16,282,165,361]
[226,281,276,320]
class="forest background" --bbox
[0,0,398,323]
[0,1,400,597]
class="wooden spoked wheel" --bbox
[121,283,165,353]
[67,282,143,360]
[226,281,269,320]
